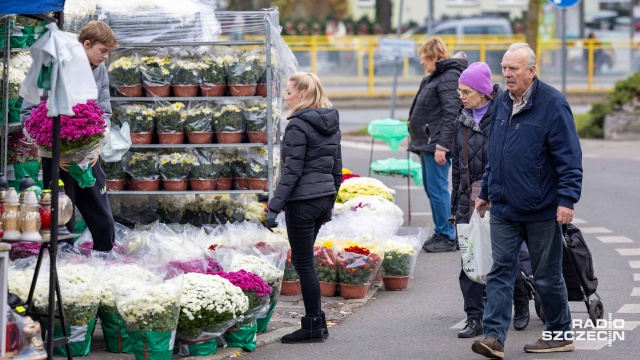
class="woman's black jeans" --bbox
[284,195,333,317]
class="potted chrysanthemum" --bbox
[244,100,268,144]
[216,150,234,191]
[280,250,301,296]
[159,152,191,191]
[336,244,382,299]
[381,239,420,291]
[125,151,160,191]
[101,159,126,191]
[155,102,187,144]
[231,150,249,190]
[176,273,248,356]
[314,239,339,296]
[140,54,173,97]
[188,149,220,191]
[213,102,246,144]
[171,59,200,97]
[185,102,214,144]
[199,55,226,96]
[115,103,155,144]
[108,55,142,97]
[246,148,268,191]
[225,53,257,96]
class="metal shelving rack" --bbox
[107,11,278,200]
[1,10,74,360]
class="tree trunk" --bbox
[526,0,540,52]
[376,0,392,34]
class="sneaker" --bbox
[458,316,483,338]
[471,337,504,359]
[422,233,439,252]
[513,300,530,331]
[523,338,575,353]
[424,236,457,253]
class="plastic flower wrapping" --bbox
[177,273,249,340]
[8,259,37,302]
[9,242,42,261]
[33,262,103,326]
[334,240,383,286]
[334,195,403,223]
[113,274,184,332]
[98,263,161,318]
[382,240,418,277]
[336,177,395,203]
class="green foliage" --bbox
[213,103,246,132]
[314,248,338,283]
[283,257,299,281]
[185,104,214,132]
[140,55,173,85]
[101,159,126,180]
[608,72,640,108]
[108,56,141,86]
[199,57,226,85]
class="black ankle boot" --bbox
[281,316,324,343]
[320,311,329,339]
[458,316,483,338]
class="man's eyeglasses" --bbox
[456,88,475,97]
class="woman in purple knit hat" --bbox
[451,62,533,338]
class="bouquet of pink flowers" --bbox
[24,100,107,188]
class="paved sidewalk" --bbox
[60,284,381,359]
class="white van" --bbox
[404,17,513,37]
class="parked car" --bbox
[403,17,514,73]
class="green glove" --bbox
[67,162,96,188]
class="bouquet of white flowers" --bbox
[114,274,183,360]
[178,273,249,340]
[99,263,161,354]
[33,261,102,357]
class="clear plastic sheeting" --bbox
[63,0,99,34]
[95,0,220,43]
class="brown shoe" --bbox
[523,338,575,353]
[471,337,504,359]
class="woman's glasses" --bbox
[456,88,475,97]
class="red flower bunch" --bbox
[336,246,381,286]
[24,100,106,153]
[341,173,360,183]
[343,245,371,256]
[208,244,218,251]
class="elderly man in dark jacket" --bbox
[408,37,467,253]
[472,43,583,359]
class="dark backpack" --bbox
[562,223,598,301]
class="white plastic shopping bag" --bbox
[457,210,492,284]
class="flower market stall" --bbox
[1,1,86,359]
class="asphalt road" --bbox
[242,137,640,360]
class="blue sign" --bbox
[548,0,582,8]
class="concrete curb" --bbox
[188,285,381,359]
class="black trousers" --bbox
[459,242,532,318]
[284,195,333,317]
[42,158,115,251]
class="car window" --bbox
[435,27,456,35]
[486,25,507,34]
[463,25,485,35]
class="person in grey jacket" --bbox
[20,21,117,251]
[265,72,342,344]
[408,37,467,252]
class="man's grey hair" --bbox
[507,43,537,68]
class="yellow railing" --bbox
[281,35,640,97]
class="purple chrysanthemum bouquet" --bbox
[10,242,43,260]
[214,269,272,324]
[24,100,107,188]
